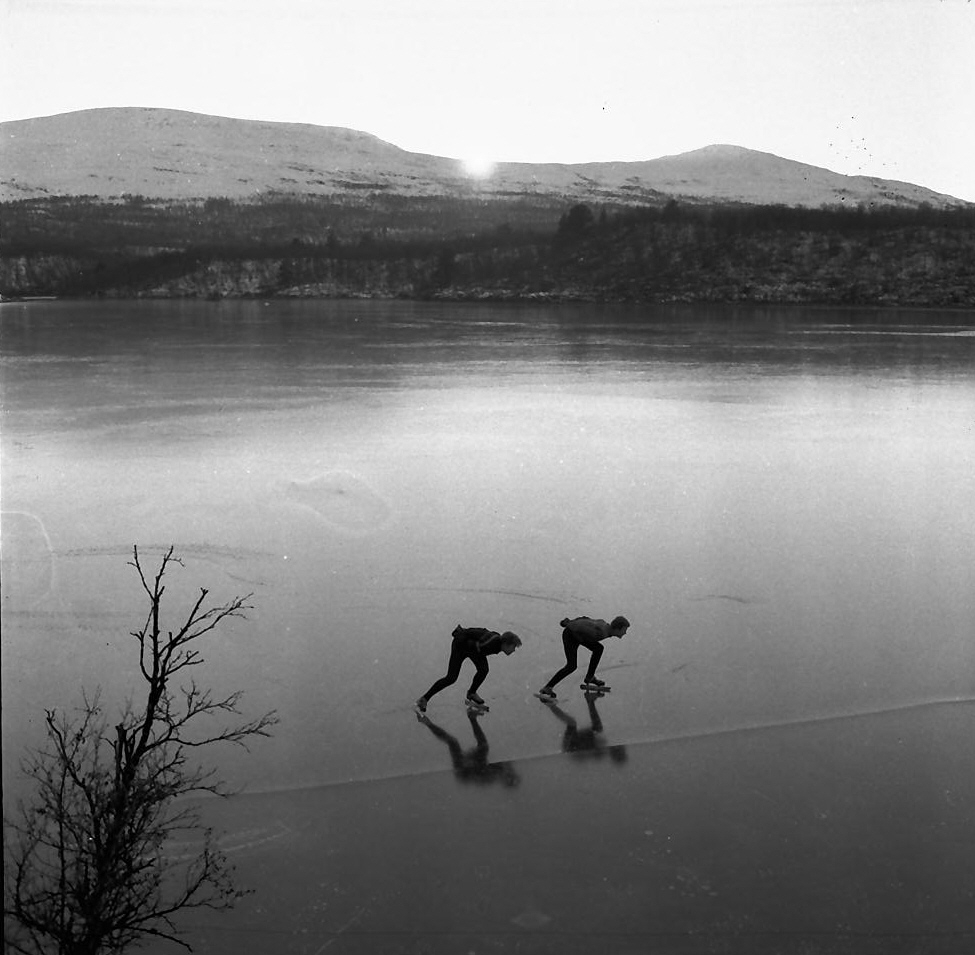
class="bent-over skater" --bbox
[537,615,630,699]
[416,625,522,712]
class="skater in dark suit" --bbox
[416,710,521,787]
[416,625,522,712]
[537,615,630,699]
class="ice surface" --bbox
[282,471,392,534]
[147,699,975,954]
[3,300,974,952]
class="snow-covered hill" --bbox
[0,107,966,209]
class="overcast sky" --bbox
[2,0,973,201]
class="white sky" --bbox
[2,0,973,200]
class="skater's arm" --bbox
[475,631,503,654]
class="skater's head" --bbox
[500,632,522,656]
[609,616,630,638]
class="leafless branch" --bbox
[4,546,279,955]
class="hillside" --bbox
[4,108,974,308]
[1,108,966,209]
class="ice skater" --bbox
[416,625,522,713]
[537,615,630,699]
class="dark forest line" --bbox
[2,196,974,306]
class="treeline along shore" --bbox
[2,195,974,307]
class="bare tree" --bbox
[4,546,279,955]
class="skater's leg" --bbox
[543,632,580,690]
[467,654,490,701]
[420,640,466,703]
[582,641,604,683]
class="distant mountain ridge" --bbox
[0,107,967,209]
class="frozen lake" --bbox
[3,299,974,952]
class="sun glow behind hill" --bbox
[461,155,496,179]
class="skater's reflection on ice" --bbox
[541,693,628,766]
[416,710,521,788]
